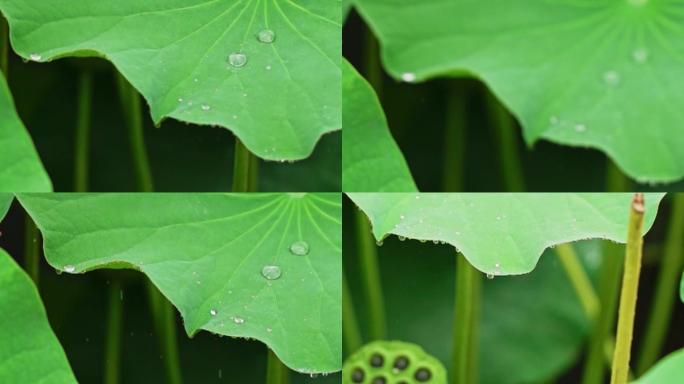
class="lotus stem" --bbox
[485,91,525,191]
[74,72,92,192]
[355,209,386,340]
[453,254,480,384]
[343,273,363,354]
[232,138,256,192]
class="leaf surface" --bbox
[0,0,341,161]
[342,60,416,192]
[348,193,664,275]
[0,74,51,192]
[18,193,342,374]
[354,0,684,182]
[633,348,684,384]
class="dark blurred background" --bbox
[0,200,340,384]
[4,54,340,192]
[343,9,684,192]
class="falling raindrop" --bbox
[261,265,282,280]
[63,265,76,273]
[289,241,310,256]
[228,52,248,68]
[257,29,276,43]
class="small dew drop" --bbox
[603,70,620,86]
[228,52,248,68]
[632,48,648,64]
[233,316,245,325]
[289,241,310,256]
[398,236,406,241]
[549,116,559,125]
[63,265,76,273]
[376,240,384,247]
[574,123,587,133]
[257,29,276,44]
[29,53,42,62]
[401,72,416,83]
[201,104,211,111]
[486,274,495,280]
[210,309,217,316]
[266,327,273,333]
[178,98,184,103]
[261,265,282,280]
[265,65,272,71]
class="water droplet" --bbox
[574,123,587,133]
[266,327,272,333]
[228,52,248,68]
[486,274,494,280]
[603,70,620,86]
[257,29,276,44]
[401,72,416,82]
[210,309,217,316]
[233,316,245,324]
[289,241,310,256]
[376,240,384,246]
[398,236,406,241]
[261,265,282,280]
[632,48,648,64]
[29,53,42,62]
[549,116,559,125]
[63,265,76,273]
[201,104,211,111]
[178,98,184,103]
[265,65,272,71]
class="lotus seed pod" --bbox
[343,340,447,384]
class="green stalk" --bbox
[343,273,363,354]
[555,244,600,320]
[116,74,154,192]
[610,194,645,384]
[363,27,382,97]
[355,209,386,340]
[442,84,467,191]
[146,281,183,384]
[636,194,684,375]
[1,15,8,76]
[232,139,256,192]
[605,162,632,192]
[453,255,480,384]
[248,150,260,191]
[74,72,93,192]
[266,349,288,384]
[485,91,525,192]
[104,280,123,384]
[23,215,40,284]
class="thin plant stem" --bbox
[232,138,255,192]
[636,194,684,375]
[343,273,363,354]
[555,244,600,320]
[248,150,260,191]
[453,255,479,384]
[74,72,93,192]
[605,161,632,192]
[1,15,8,76]
[363,27,382,97]
[610,194,645,384]
[442,83,467,191]
[104,280,123,384]
[116,73,154,192]
[485,91,525,192]
[355,209,386,340]
[23,215,40,284]
[146,281,183,384]
[266,349,288,384]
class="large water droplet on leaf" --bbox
[228,52,247,68]
[261,265,282,280]
[289,241,310,256]
[257,29,276,43]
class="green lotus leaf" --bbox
[0,0,341,161]
[353,0,684,183]
[348,193,664,275]
[0,74,51,192]
[342,60,416,192]
[18,193,342,374]
[633,348,684,384]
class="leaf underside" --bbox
[18,193,342,374]
[0,74,52,192]
[0,0,341,161]
[342,60,417,192]
[354,0,684,183]
[348,193,664,275]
